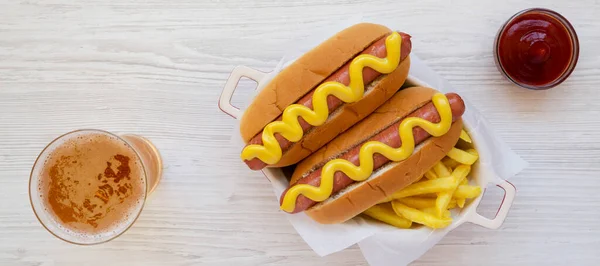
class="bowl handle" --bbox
[466,180,516,229]
[218,66,267,119]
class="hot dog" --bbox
[239,23,412,170]
[279,87,466,224]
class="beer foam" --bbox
[30,130,147,244]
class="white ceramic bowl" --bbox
[219,65,516,230]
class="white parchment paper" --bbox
[226,17,527,266]
[356,55,528,266]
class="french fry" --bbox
[460,129,472,143]
[456,198,466,208]
[436,193,453,216]
[454,185,482,199]
[456,179,468,207]
[424,170,438,180]
[363,203,412,229]
[390,176,455,199]
[466,149,478,157]
[397,197,436,209]
[392,201,452,229]
[447,199,457,209]
[422,207,451,219]
[435,165,471,216]
[442,157,460,169]
[446,148,478,165]
[368,143,482,230]
[433,162,451,178]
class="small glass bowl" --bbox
[493,8,579,90]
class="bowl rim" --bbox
[219,63,516,232]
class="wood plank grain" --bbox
[1,0,600,265]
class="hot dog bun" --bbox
[240,23,411,168]
[291,87,463,224]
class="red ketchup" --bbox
[495,8,579,89]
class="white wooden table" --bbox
[1,0,599,265]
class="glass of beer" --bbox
[29,129,163,245]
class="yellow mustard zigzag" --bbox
[280,93,453,213]
[240,32,403,164]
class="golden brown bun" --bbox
[289,87,463,224]
[305,120,463,224]
[240,23,392,143]
[291,86,437,184]
[270,56,410,167]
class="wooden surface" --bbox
[1,0,599,265]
